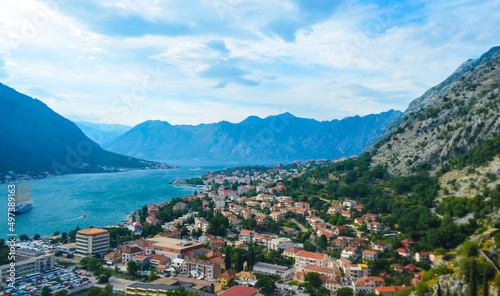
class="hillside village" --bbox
[5,151,498,296]
[95,159,441,296]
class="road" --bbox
[291,218,308,232]
[478,237,500,274]
[291,218,315,243]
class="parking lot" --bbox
[1,265,95,296]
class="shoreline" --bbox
[0,165,179,185]
[1,169,204,240]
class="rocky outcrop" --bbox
[372,51,500,175]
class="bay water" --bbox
[0,166,221,238]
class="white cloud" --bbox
[0,0,499,126]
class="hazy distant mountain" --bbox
[0,83,165,175]
[105,110,403,162]
[74,121,131,146]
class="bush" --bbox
[434,248,447,255]
[459,240,478,257]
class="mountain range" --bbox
[103,110,402,163]
[0,83,165,175]
[5,44,499,175]
[74,121,132,147]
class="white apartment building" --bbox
[295,250,327,271]
[76,228,109,257]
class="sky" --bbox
[0,0,499,126]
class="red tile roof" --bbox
[218,270,237,278]
[375,286,406,293]
[296,250,326,260]
[219,286,259,296]
[284,247,302,254]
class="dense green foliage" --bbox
[304,272,331,296]
[255,277,277,296]
[279,152,477,251]
[127,260,140,277]
[86,284,113,296]
[0,239,10,265]
[453,134,500,169]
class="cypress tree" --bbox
[224,247,232,270]
[482,273,488,296]
[247,245,255,269]
[236,252,245,272]
[470,260,477,296]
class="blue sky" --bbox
[0,0,499,125]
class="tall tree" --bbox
[483,273,488,296]
[87,287,103,296]
[103,284,113,296]
[224,247,232,270]
[337,288,354,296]
[236,252,245,272]
[55,290,68,296]
[247,245,255,269]
[304,272,324,296]
[88,257,103,271]
[255,277,276,296]
[40,286,51,296]
[79,257,91,269]
[470,260,477,296]
[317,234,328,250]
[127,260,138,277]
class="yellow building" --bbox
[126,283,216,296]
[236,271,256,281]
[235,271,258,286]
[217,270,237,286]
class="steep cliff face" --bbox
[372,52,500,175]
[374,46,500,145]
[407,46,500,115]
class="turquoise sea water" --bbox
[0,167,221,238]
